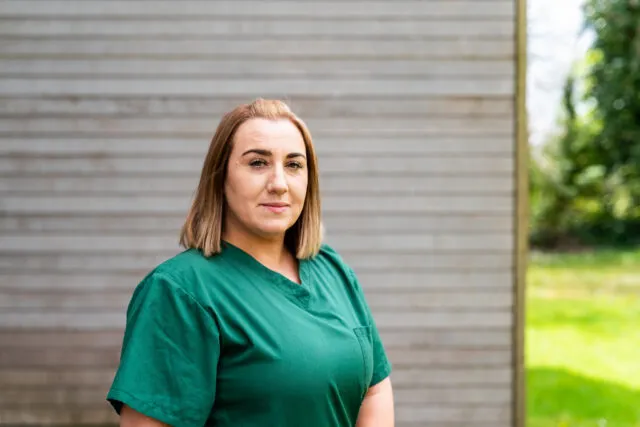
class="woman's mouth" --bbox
[260,203,289,214]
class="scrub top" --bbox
[107,242,392,427]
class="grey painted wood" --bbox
[0,79,515,96]
[0,19,515,38]
[0,59,515,78]
[1,39,514,58]
[0,0,518,424]
[0,1,516,18]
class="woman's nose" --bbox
[267,166,288,194]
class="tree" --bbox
[583,0,640,232]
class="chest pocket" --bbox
[353,326,374,393]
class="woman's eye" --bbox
[287,162,304,170]
[249,159,267,168]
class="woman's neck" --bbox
[222,227,292,272]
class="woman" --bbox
[107,99,394,427]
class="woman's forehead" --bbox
[233,118,306,152]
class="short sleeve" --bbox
[348,269,392,388]
[107,272,220,427]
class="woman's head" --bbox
[180,99,322,258]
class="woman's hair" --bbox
[179,98,323,259]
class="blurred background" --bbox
[0,0,636,427]
[527,0,640,426]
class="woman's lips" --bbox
[260,203,289,214]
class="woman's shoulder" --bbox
[133,248,227,304]
[312,243,358,281]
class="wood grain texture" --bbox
[0,19,515,38]
[0,1,516,18]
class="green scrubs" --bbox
[107,242,391,427]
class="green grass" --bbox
[527,248,640,427]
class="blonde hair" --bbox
[179,98,323,259]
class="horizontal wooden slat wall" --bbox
[0,1,518,426]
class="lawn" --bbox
[526,248,640,427]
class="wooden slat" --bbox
[347,252,513,270]
[393,387,510,404]
[0,59,515,78]
[389,349,511,367]
[0,330,123,348]
[0,176,515,195]
[0,369,114,387]
[0,407,116,425]
[0,312,125,329]
[0,389,108,406]
[0,348,120,368]
[358,271,512,290]
[0,19,515,38]
[396,405,510,423]
[0,195,514,214]
[0,155,514,175]
[0,213,514,233]
[373,311,511,329]
[0,271,511,292]
[0,137,515,155]
[323,214,514,233]
[0,117,514,136]
[0,292,131,310]
[291,232,512,251]
[367,292,512,309]
[379,329,511,349]
[392,367,511,386]
[0,39,513,59]
[0,252,513,274]
[0,96,514,118]
[0,78,515,97]
[0,1,516,18]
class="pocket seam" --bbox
[353,325,373,391]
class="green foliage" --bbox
[529,0,640,248]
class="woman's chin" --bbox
[253,221,295,238]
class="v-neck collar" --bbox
[221,241,312,307]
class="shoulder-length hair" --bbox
[179,98,323,259]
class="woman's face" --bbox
[223,118,309,241]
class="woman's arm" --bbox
[120,405,169,427]
[356,377,394,427]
